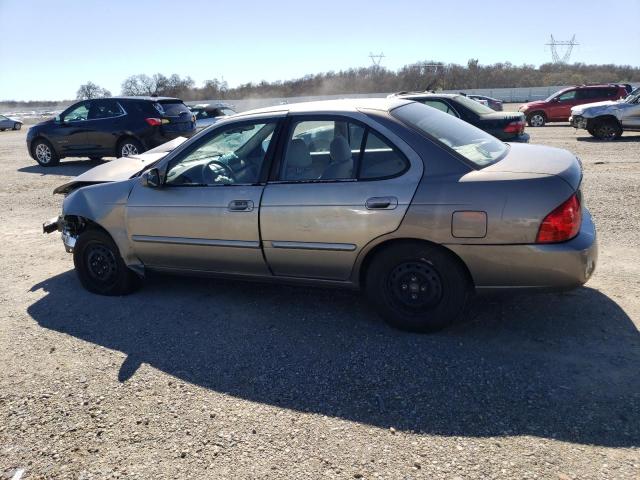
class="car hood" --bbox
[518,101,545,110]
[478,143,581,190]
[53,136,187,194]
[571,100,629,116]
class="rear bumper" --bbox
[447,208,598,291]
[506,133,530,143]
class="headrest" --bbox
[286,139,312,168]
[329,136,351,163]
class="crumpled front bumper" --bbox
[569,115,588,129]
[43,216,77,253]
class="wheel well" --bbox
[528,110,546,119]
[30,136,52,154]
[116,135,141,154]
[590,115,621,127]
[358,238,474,289]
[62,215,111,238]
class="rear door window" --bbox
[278,117,408,182]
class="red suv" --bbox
[519,84,628,127]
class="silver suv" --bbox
[570,87,640,140]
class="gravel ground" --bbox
[0,119,639,479]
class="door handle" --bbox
[366,196,398,210]
[228,200,254,211]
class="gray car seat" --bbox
[284,139,317,180]
[322,136,353,179]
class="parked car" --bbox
[27,97,196,166]
[466,94,503,111]
[570,87,640,140]
[0,114,22,131]
[43,98,596,333]
[518,84,628,127]
[190,103,237,131]
[389,92,528,142]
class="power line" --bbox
[546,34,579,64]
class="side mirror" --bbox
[55,115,61,123]
[141,168,161,188]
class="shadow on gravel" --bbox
[18,159,107,176]
[576,135,640,143]
[28,271,639,447]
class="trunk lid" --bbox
[481,143,582,191]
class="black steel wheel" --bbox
[73,229,140,295]
[365,242,471,332]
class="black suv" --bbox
[27,97,196,166]
[389,92,529,142]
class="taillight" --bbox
[145,118,170,126]
[504,120,525,134]
[536,193,582,243]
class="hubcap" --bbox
[121,143,138,157]
[387,261,443,312]
[86,244,118,284]
[530,114,544,127]
[35,143,52,163]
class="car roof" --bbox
[393,92,460,100]
[191,103,235,109]
[236,97,412,117]
[110,96,183,102]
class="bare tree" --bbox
[76,82,112,100]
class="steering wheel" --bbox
[202,159,235,184]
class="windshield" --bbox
[392,102,508,167]
[453,95,495,115]
[623,88,640,103]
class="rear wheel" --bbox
[73,229,140,295]
[32,138,59,166]
[592,119,622,140]
[365,242,471,333]
[527,112,546,127]
[117,138,144,158]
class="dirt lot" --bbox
[0,121,639,479]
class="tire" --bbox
[527,112,546,127]
[73,228,140,296]
[365,242,472,333]
[117,138,144,158]
[13,123,21,130]
[32,138,59,166]
[593,119,622,141]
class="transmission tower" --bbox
[369,52,385,69]
[546,35,579,64]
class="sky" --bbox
[1,0,639,101]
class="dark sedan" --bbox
[27,97,196,166]
[389,92,528,142]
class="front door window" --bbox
[166,121,277,186]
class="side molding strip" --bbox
[270,241,357,252]
[132,235,259,249]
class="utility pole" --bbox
[546,35,579,64]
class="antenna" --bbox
[369,52,385,69]
[546,34,579,64]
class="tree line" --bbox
[83,61,640,101]
[3,60,639,109]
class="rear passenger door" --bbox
[260,115,423,280]
[85,99,127,155]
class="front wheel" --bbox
[527,112,546,127]
[73,229,140,295]
[13,123,21,130]
[32,138,59,166]
[592,120,622,141]
[365,243,472,332]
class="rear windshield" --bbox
[392,102,508,168]
[154,101,191,117]
[453,95,495,114]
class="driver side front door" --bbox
[125,117,282,276]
